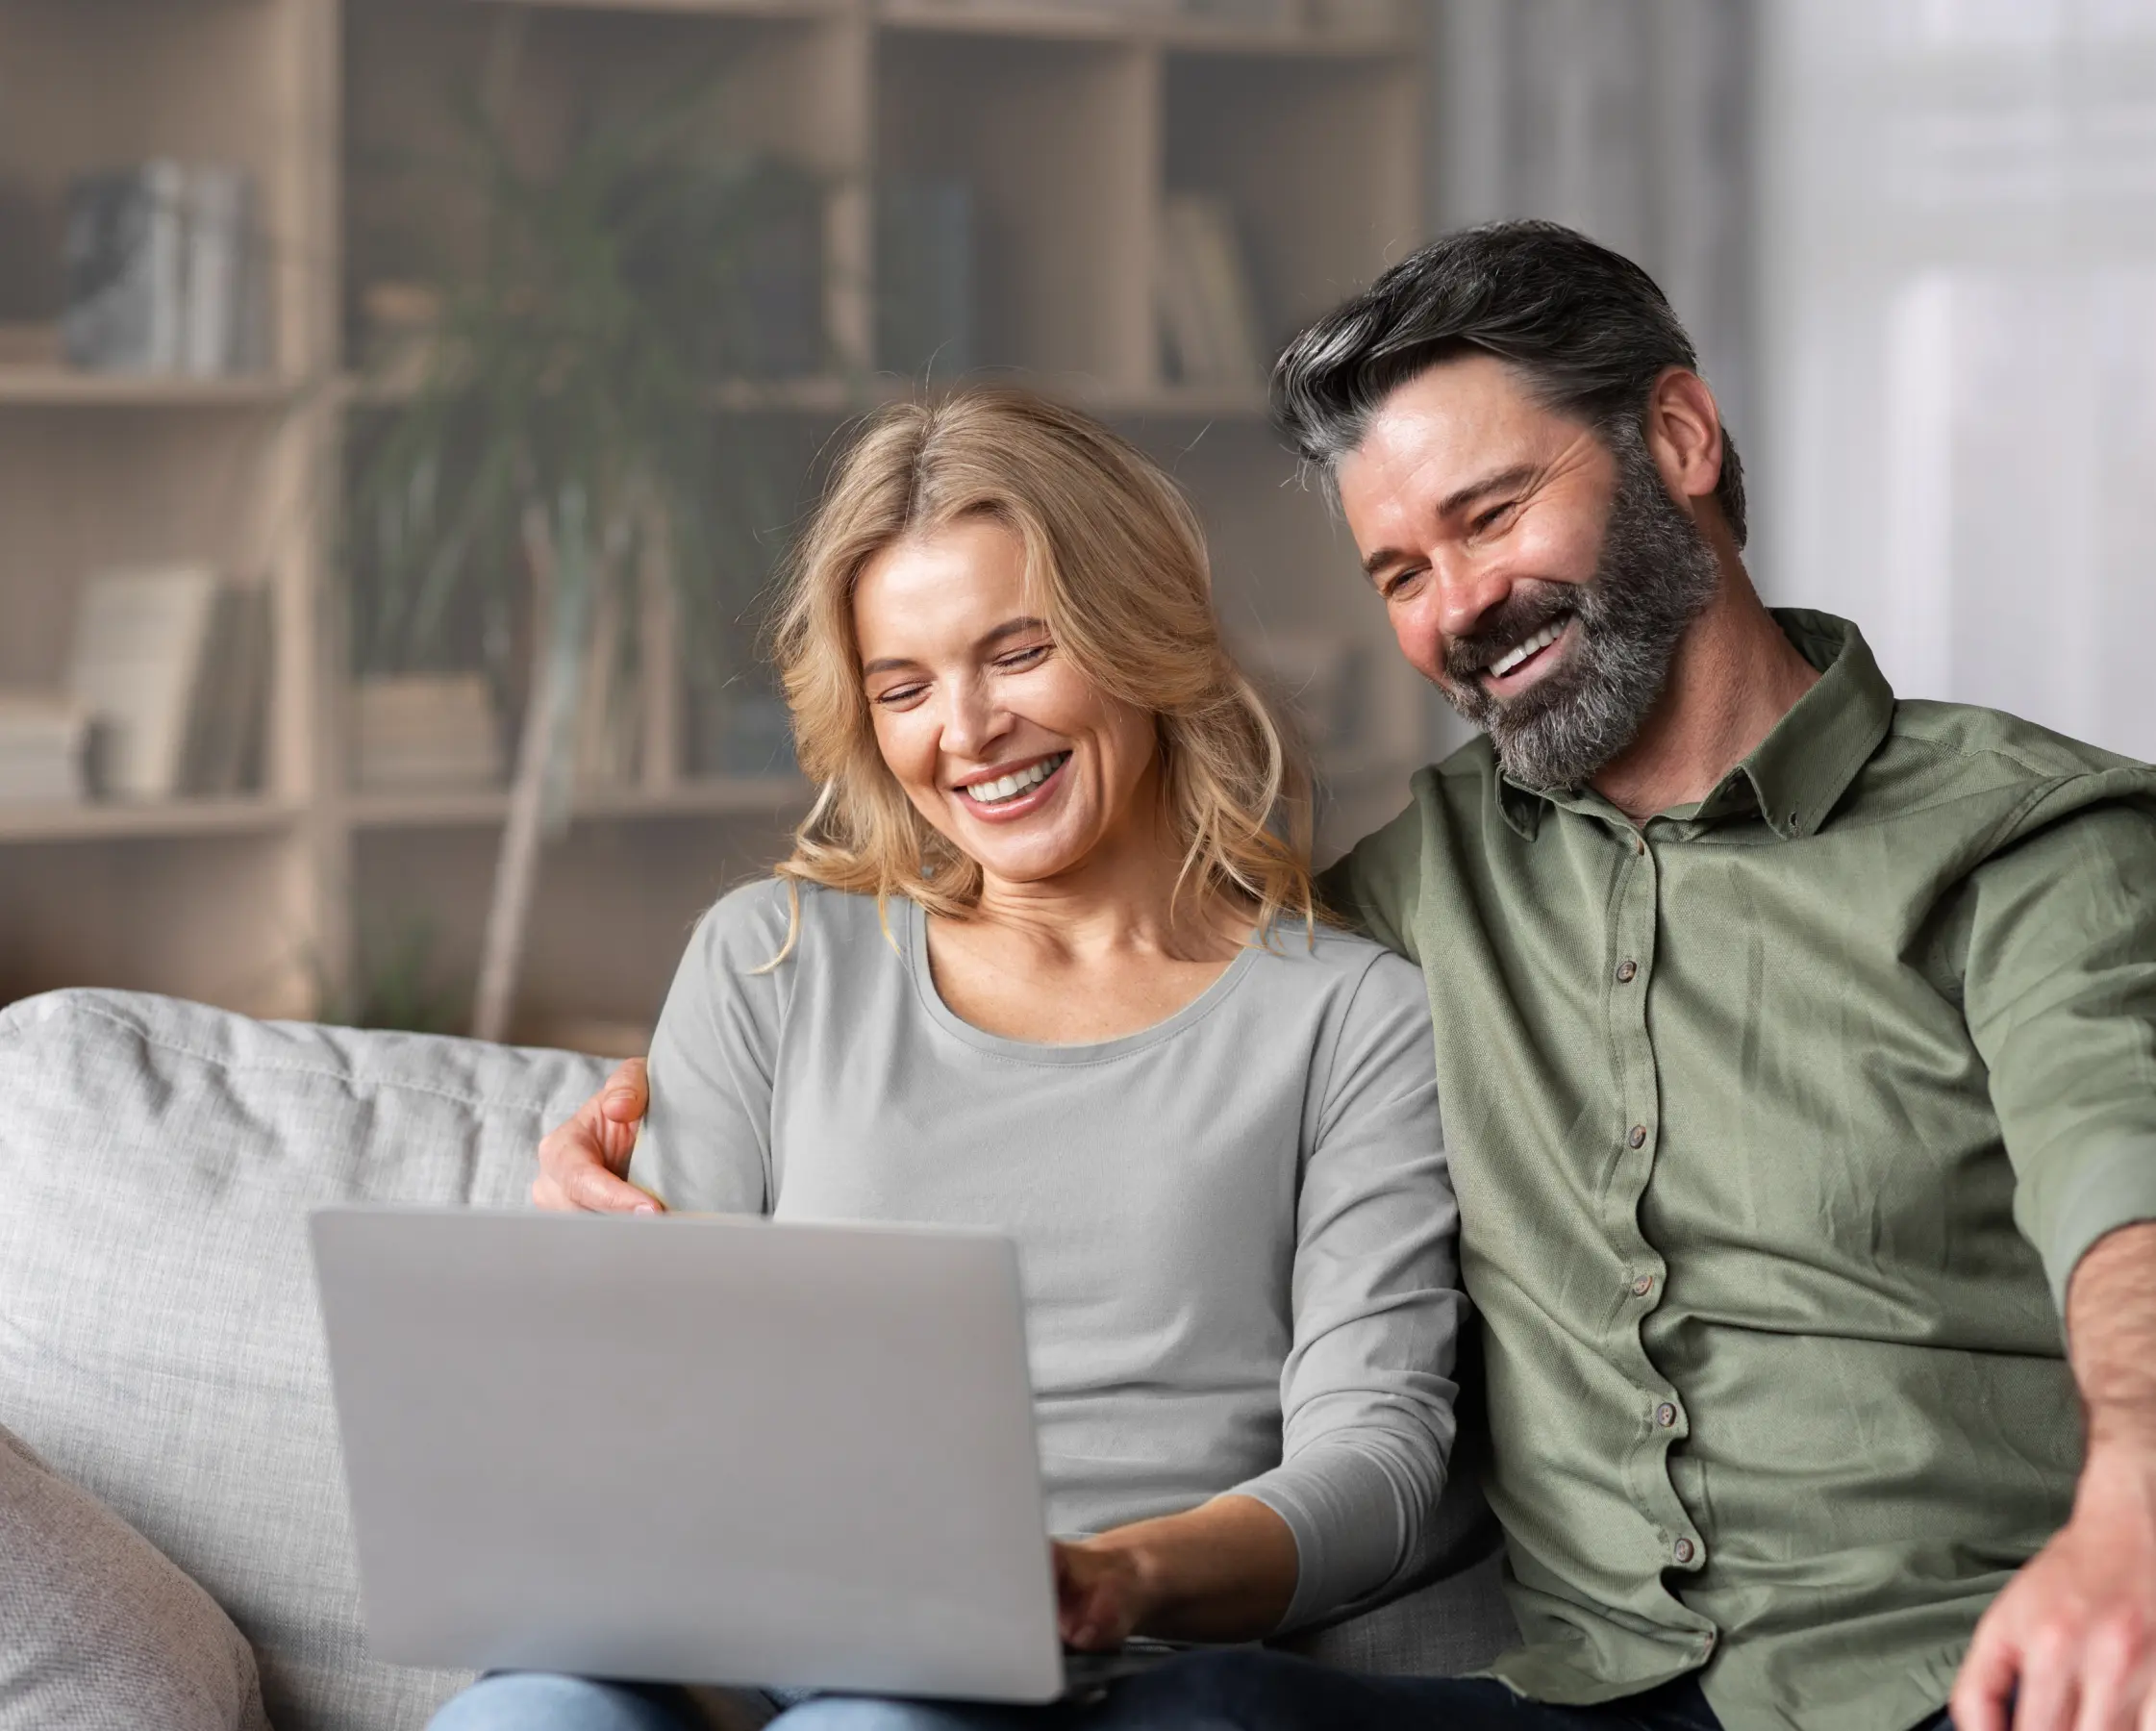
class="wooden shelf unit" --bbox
[0,0,1430,1036]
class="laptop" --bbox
[311,1207,1185,1704]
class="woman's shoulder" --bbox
[1252,916,1419,988]
[689,877,899,970]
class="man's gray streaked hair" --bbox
[1269,220,1747,547]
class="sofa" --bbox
[0,988,1518,1728]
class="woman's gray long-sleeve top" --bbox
[630,879,1463,1629]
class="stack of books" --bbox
[0,697,89,805]
[63,163,268,376]
[1156,194,1268,389]
[66,565,271,801]
[354,673,506,793]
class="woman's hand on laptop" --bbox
[533,1058,660,1214]
[1053,1494,1297,1650]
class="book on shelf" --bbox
[63,163,267,377]
[0,695,89,806]
[1155,194,1267,389]
[65,565,271,802]
[877,175,976,379]
[353,673,506,794]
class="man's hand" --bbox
[1953,1221,2156,1731]
[532,1057,659,1214]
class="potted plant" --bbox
[350,50,823,1041]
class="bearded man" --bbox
[538,223,2156,1731]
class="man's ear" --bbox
[1643,366,1725,511]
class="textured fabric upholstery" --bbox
[0,991,613,1731]
[0,1419,270,1731]
[0,986,1517,1727]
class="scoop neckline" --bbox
[899,895,1262,1065]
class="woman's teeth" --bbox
[962,753,1068,806]
[1492,617,1569,678]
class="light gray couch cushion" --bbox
[0,990,613,1731]
[1,1419,271,1731]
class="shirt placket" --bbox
[1602,820,1715,1646]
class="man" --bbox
[539,224,2156,1731]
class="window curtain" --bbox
[1757,0,2156,758]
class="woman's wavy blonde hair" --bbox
[767,387,1316,947]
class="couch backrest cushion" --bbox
[0,991,612,1731]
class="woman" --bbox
[435,389,1460,1731]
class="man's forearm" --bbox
[2066,1218,2156,1447]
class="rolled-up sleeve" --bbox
[1229,950,1463,1630]
[1962,783,2156,1316]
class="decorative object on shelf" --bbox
[1155,193,1267,387]
[351,41,807,1042]
[65,565,268,803]
[62,163,267,377]
[877,174,976,378]
[353,673,505,793]
[0,696,88,806]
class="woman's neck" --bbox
[964,800,1242,965]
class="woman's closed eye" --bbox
[871,680,930,710]
[993,642,1052,674]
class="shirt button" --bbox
[1631,1274,1655,1297]
[1628,1124,1649,1149]
[1674,1537,1697,1565]
[1616,959,1639,984]
[1656,1401,1679,1427]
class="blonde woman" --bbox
[434,389,1461,1731]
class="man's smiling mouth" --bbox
[1488,614,1573,682]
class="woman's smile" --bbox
[952,751,1072,821]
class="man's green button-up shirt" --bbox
[1321,612,2156,1731]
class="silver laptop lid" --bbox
[312,1208,1065,1703]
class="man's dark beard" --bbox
[1437,427,1721,791]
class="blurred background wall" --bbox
[3,0,2152,1040]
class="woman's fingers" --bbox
[1053,1542,1141,1651]
[534,1061,661,1214]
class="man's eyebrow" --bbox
[861,616,1048,679]
[1359,464,1542,579]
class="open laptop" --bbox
[311,1208,1184,1704]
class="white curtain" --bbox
[1426,0,1754,755]
[1757,0,2156,759]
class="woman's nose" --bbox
[939,677,1010,760]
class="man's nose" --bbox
[1433,552,1515,643]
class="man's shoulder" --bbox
[1866,696,2156,818]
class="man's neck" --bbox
[1590,565,1820,823]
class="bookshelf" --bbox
[0,0,1430,1039]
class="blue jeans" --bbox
[426,1653,1956,1730]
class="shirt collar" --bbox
[1494,610,1895,841]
